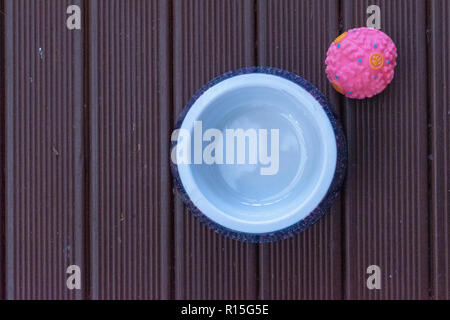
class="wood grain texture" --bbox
[0,0,5,301]
[0,0,448,300]
[428,0,450,300]
[257,0,343,299]
[343,0,429,299]
[3,0,85,299]
[88,0,172,299]
[172,0,258,299]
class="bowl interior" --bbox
[176,73,337,234]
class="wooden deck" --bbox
[0,0,448,299]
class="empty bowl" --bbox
[171,67,347,242]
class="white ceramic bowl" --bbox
[172,67,347,242]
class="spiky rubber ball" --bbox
[325,27,397,99]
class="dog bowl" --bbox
[171,67,347,242]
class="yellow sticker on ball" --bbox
[369,52,384,70]
[334,32,348,44]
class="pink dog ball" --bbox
[325,27,397,99]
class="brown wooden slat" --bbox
[0,0,5,300]
[343,0,429,299]
[428,0,450,300]
[1,0,445,301]
[172,0,258,299]
[4,0,85,299]
[88,0,172,299]
[256,0,343,299]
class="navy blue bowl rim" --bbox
[171,66,348,243]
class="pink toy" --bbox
[325,27,397,99]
